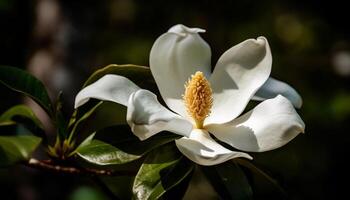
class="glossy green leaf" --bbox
[203,161,253,200]
[147,157,194,200]
[76,126,180,165]
[0,135,42,166]
[76,140,140,165]
[0,66,53,116]
[133,144,194,200]
[73,132,95,152]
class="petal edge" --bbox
[206,37,272,125]
[175,129,252,166]
[150,25,212,117]
[207,95,305,152]
[74,74,140,108]
[127,89,193,140]
[253,77,303,108]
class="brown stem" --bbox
[25,158,134,176]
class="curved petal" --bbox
[74,74,140,108]
[206,37,272,125]
[127,89,193,141]
[206,95,305,152]
[150,24,212,117]
[175,129,252,166]
[168,24,206,36]
[252,77,303,108]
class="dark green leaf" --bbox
[0,105,46,140]
[235,158,287,197]
[147,157,194,200]
[69,101,127,145]
[202,161,253,200]
[0,104,44,129]
[99,176,134,200]
[133,144,194,200]
[76,126,180,165]
[160,164,194,200]
[83,101,126,130]
[0,66,53,116]
[0,135,42,166]
[73,132,95,152]
[95,125,180,151]
[55,91,68,139]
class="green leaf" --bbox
[0,104,44,129]
[82,101,126,130]
[132,144,194,200]
[74,132,95,152]
[0,135,42,166]
[99,176,134,200]
[69,101,127,145]
[202,161,253,200]
[0,66,53,117]
[234,158,287,197]
[55,91,68,139]
[76,139,142,165]
[0,105,46,140]
[76,126,180,165]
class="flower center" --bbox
[183,71,213,129]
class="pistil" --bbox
[183,71,213,129]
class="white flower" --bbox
[74,24,305,166]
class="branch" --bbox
[25,158,134,176]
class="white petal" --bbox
[206,37,272,125]
[175,129,252,166]
[168,24,206,36]
[252,77,303,108]
[206,95,305,152]
[74,75,139,108]
[127,89,193,141]
[150,24,211,117]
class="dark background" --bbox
[1,0,349,199]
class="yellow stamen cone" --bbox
[183,71,213,129]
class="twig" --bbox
[25,158,134,176]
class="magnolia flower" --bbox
[75,24,305,166]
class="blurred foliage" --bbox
[0,0,349,199]
[69,186,108,200]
